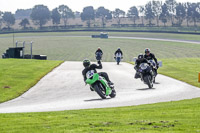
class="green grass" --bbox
[0,98,200,132]
[0,32,200,132]
[0,59,63,103]
[158,58,200,88]
[0,58,200,132]
[129,58,200,88]
[1,32,200,61]
[109,32,200,41]
[1,31,200,40]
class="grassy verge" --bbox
[1,31,200,41]
[1,26,200,34]
[158,58,200,88]
[0,97,199,132]
[0,32,200,132]
[0,59,63,103]
[130,58,200,88]
[1,33,200,61]
[0,58,199,132]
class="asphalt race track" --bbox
[0,62,200,113]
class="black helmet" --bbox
[145,48,150,55]
[83,59,90,67]
[138,53,144,59]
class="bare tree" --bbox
[3,12,15,29]
[96,7,112,28]
[165,0,177,26]
[159,3,169,26]
[0,11,3,29]
[145,1,155,26]
[139,6,145,26]
[175,3,186,26]
[81,6,95,28]
[58,5,74,27]
[152,1,162,26]
[112,8,125,27]
[19,18,30,29]
[127,6,139,25]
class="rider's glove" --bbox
[97,60,101,64]
[134,66,137,70]
[156,63,159,68]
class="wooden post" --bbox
[199,73,200,83]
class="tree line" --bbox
[0,0,200,30]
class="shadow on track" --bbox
[84,98,111,102]
[137,88,155,91]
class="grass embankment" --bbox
[0,59,63,103]
[0,96,199,132]
[0,58,200,132]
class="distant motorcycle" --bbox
[114,53,123,65]
[138,63,154,88]
[95,52,102,61]
[85,70,116,99]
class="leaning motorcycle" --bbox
[85,70,116,99]
[138,63,154,88]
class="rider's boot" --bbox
[134,72,140,79]
[108,81,114,85]
[108,81,114,89]
[150,70,154,82]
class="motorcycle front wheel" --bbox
[144,75,153,88]
[94,83,106,99]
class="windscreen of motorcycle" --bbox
[86,70,95,79]
[139,63,148,70]
[115,53,122,58]
[96,52,102,56]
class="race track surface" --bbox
[0,62,200,113]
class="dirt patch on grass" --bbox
[3,86,10,89]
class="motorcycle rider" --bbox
[82,59,114,90]
[95,47,103,55]
[134,53,153,79]
[95,47,103,60]
[114,47,123,58]
[144,48,159,68]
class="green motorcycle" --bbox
[85,70,116,99]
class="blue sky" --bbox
[1,0,199,13]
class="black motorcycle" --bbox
[95,52,102,61]
[138,63,154,88]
